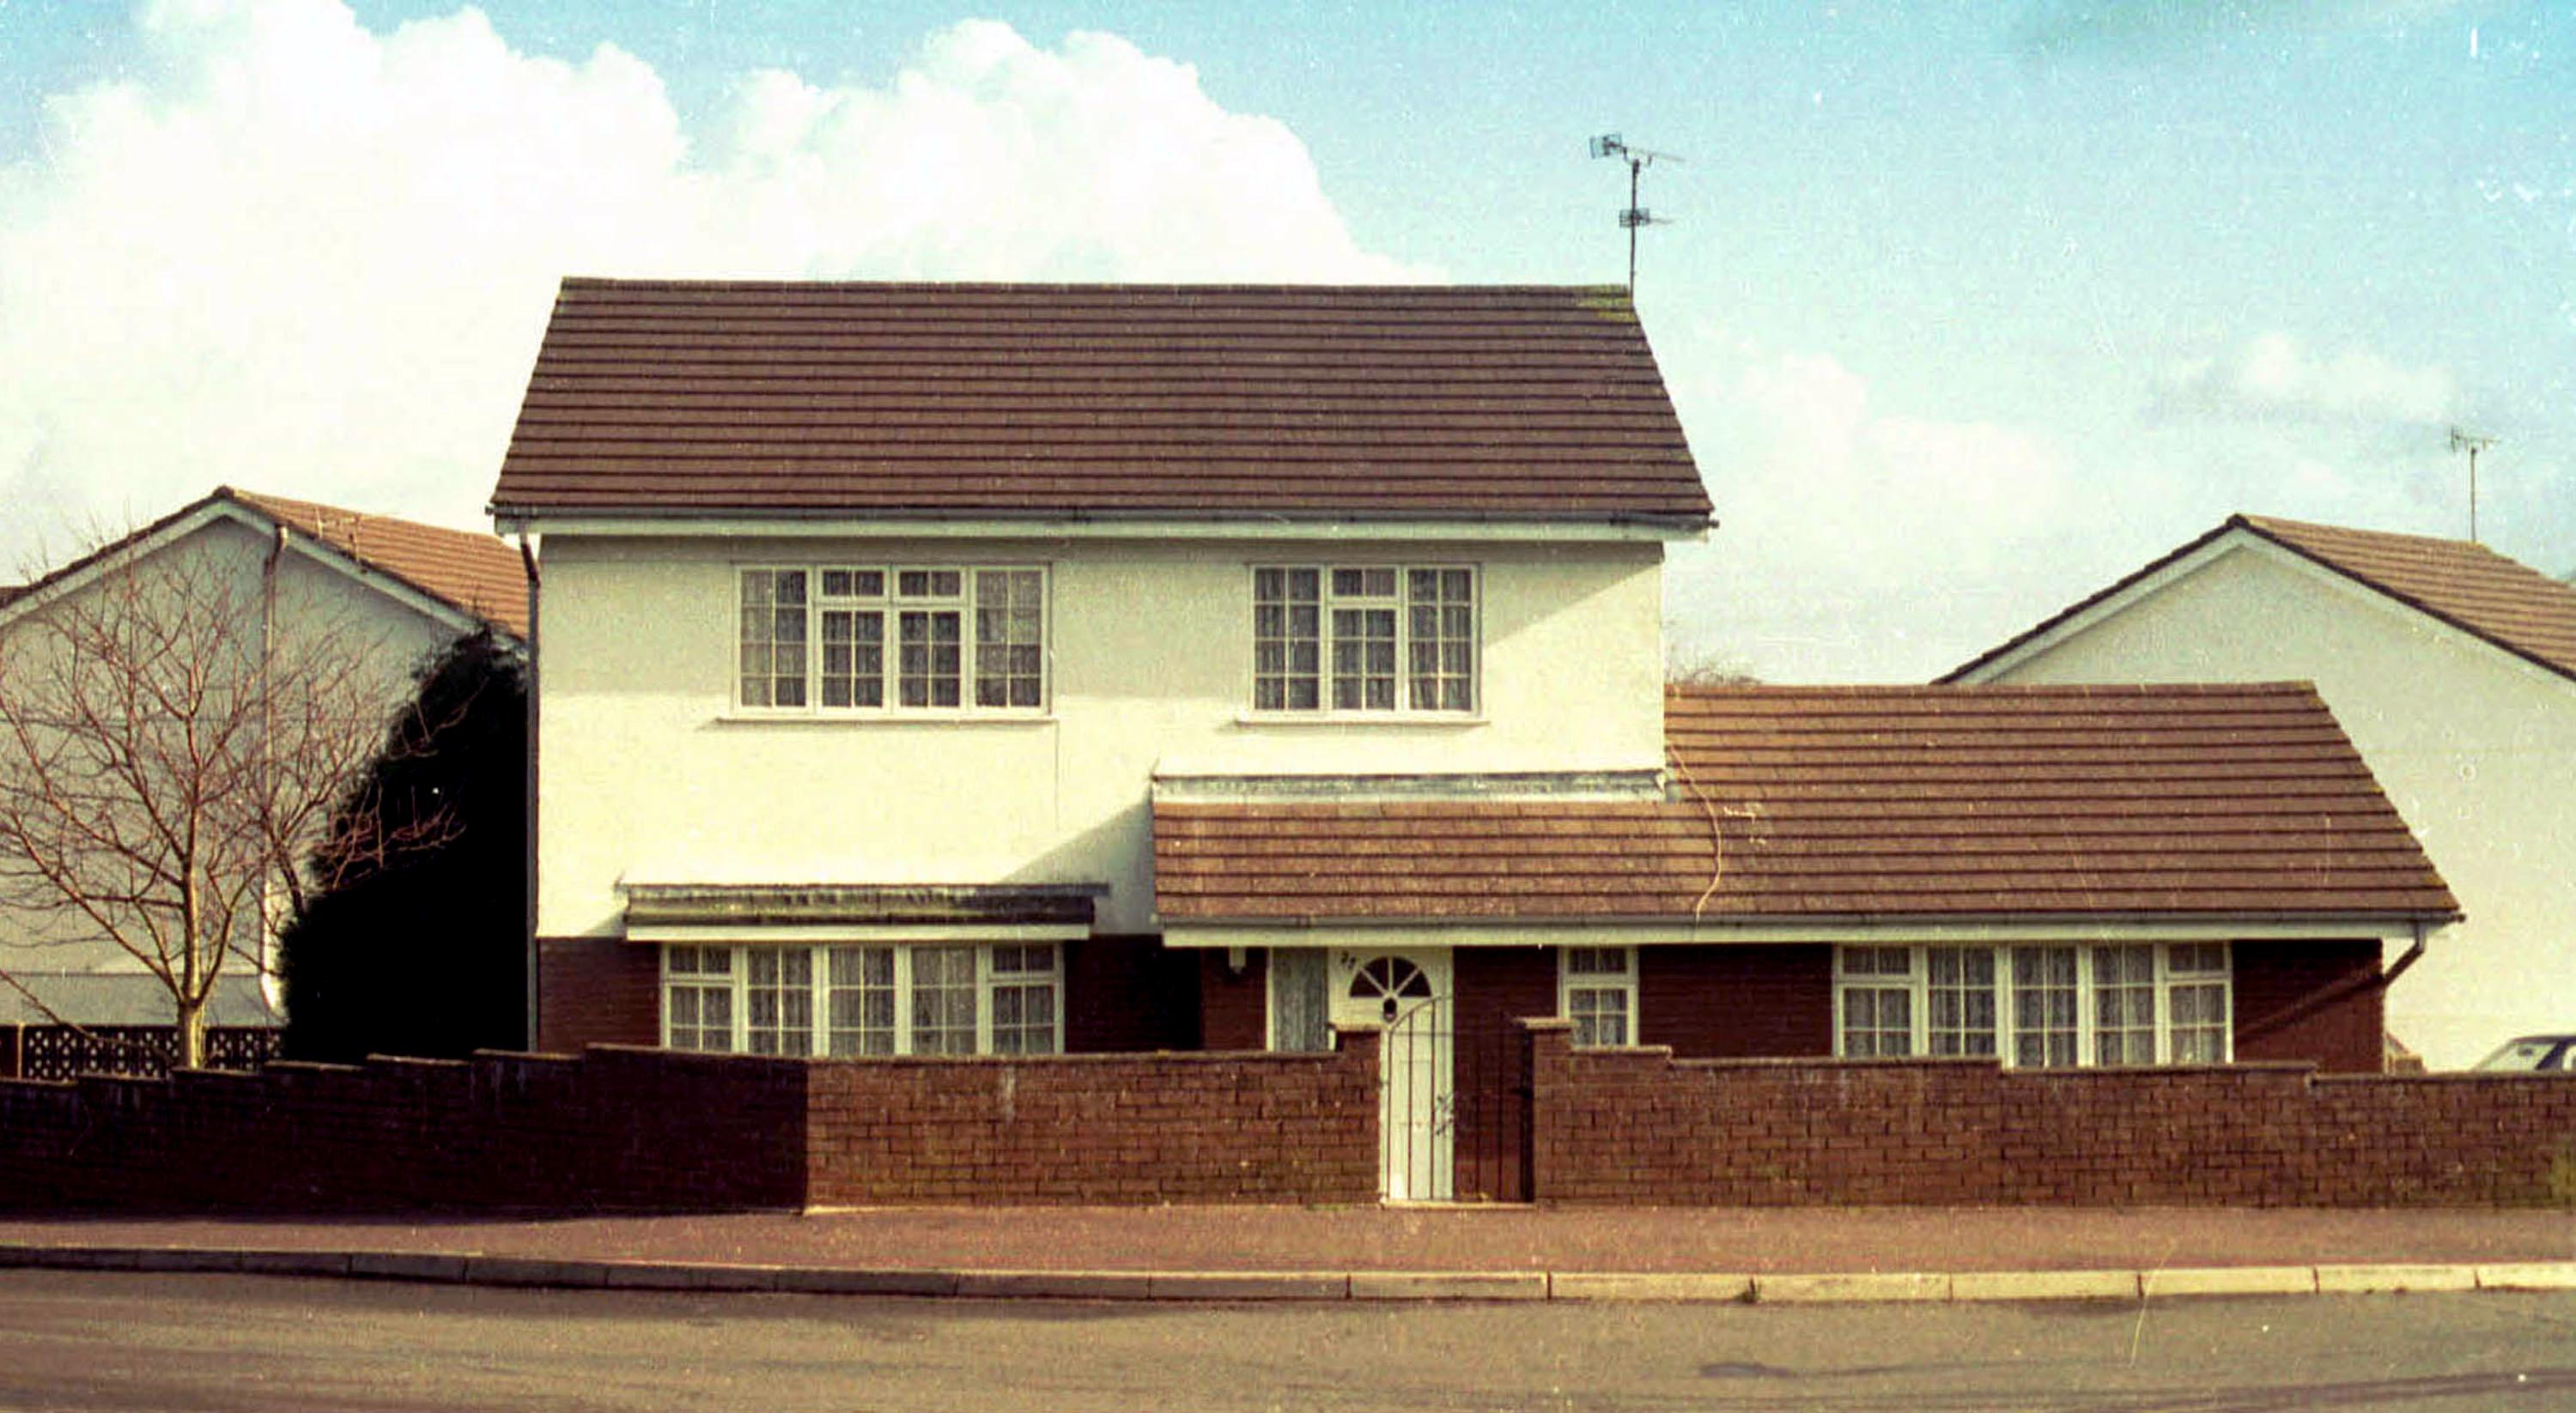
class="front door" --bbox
[1332,949,1454,1202]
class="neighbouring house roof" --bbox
[225,489,530,640]
[1942,513,2576,687]
[1151,682,2458,926]
[0,488,527,642]
[488,279,1713,529]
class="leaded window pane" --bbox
[1927,947,1998,1057]
[899,609,963,708]
[739,570,811,708]
[2012,947,2078,1067]
[1405,564,1475,712]
[973,570,1044,708]
[1271,949,1331,1052]
[826,946,896,1057]
[2091,945,2156,1065]
[911,945,978,1054]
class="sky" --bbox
[0,0,2567,681]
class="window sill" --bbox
[714,711,1057,727]
[1232,712,1488,728]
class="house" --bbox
[493,281,2457,1201]
[0,487,526,1034]
[1941,513,2576,1070]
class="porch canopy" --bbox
[623,882,1107,944]
[1153,682,2461,948]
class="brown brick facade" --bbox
[536,937,658,1052]
[1065,937,1200,1053]
[0,1034,1381,1214]
[1526,1022,2576,1205]
[1640,944,1832,1058]
[2234,940,2385,1073]
[1451,949,1553,1200]
[1197,948,1269,1051]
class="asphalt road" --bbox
[1,1270,2572,1412]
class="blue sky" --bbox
[0,0,2566,678]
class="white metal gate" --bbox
[1333,952,1454,1202]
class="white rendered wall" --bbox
[534,535,1668,938]
[1971,541,2576,1069]
[0,515,466,1025]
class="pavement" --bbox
[0,1205,2570,1305]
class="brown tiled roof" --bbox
[489,279,1712,526]
[226,488,528,640]
[1152,683,2458,925]
[1944,513,2576,686]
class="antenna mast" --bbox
[2448,427,2498,543]
[1589,134,1683,294]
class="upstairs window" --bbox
[1251,566,1477,713]
[738,567,1045,713]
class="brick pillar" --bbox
[1327,1023,1384,1200]
[0,1024,17,1081]
[1518,1018,1573,1203]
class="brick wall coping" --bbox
[2312,1072,2576,1087]
[579,1042,1369,1069]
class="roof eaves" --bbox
[489,502,1717,534]
[1160,907,2463,929]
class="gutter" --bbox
[518,534,540,1051]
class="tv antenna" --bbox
[1589,134,1683,294]
[2448,426,2498,543]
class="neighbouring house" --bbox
[493,281,2458,1202]
[1942,513,2576,1070]
[0,487,526,1040]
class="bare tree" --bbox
[0,526,445,1069]
[1665,646,1763,688]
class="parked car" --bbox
[2470,1035,2576,1072]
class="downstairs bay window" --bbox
[661,943,1060,1057]
[1834,943,2231,1066]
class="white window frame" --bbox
[1558,945,1638,1046]
[733,564,1049,717]
[1247,564,1479,715]
[660,943,1064,1056]
[1832,943,2233,1067]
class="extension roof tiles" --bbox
[489,279,1712,528]
[1944,513,2576,687]
[1151,682,2458,927]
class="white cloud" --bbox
[0,3,1424,568]
[2018,0,2479,58]
[2154,332,2458,427]
[1660,327,2080,682]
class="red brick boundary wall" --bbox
[1526,1022,2576,1206]
[807,1039,1379,1204]
[0,1035,1380,1214]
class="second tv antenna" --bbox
[1589,133,1683,293]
